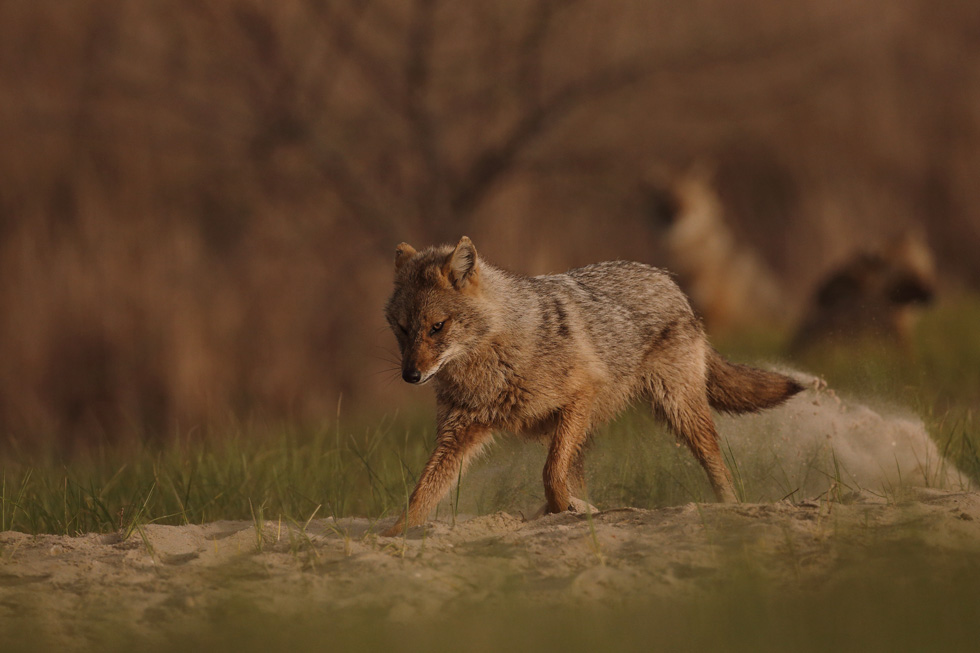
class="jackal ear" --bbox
[394,243,417,272]
[445,236,479,291]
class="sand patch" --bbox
[3,490,980,649]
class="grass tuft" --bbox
[2,297,979,534]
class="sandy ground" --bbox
[3,488,980,649]
[2,388,978,649]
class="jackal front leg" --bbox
[542,397,594,514]
[382,419,490,537]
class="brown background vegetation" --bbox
[1,0,978,447]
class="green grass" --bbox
[0,417,436,535]
[0,413,703,536]
[1,296,979,535]
[14,402,970,537]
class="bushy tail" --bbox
[706,348,803,414]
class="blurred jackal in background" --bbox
[382,237,802,535]
[792,233,937,350]
[643,166,785,333]
[644,168,938,349]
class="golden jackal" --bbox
[382,237,802,536]
[792,233,937,351]
[643,166,784,333]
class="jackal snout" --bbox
[402,367,422,384]
[401,348,432,384]
[395,334,442,384]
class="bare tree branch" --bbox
[451,59,651,220]
[517,0,582,104]
[312,147,401,255]
[312,0,403,113]
[404,0,452,226]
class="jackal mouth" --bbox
[418,357,449,384]
[408,348,458,385]
[402,363,439,385]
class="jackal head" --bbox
[384,236,490,384]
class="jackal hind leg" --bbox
[569,447,587,497]
[543,398,594,514]
[382,422,491,536]
[653,388,737,503]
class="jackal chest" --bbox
[436,363,543,429]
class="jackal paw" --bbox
[532,497,599,519]
[381,519,408,537]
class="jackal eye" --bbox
[429,321,445,335]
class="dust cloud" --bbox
[721,372,974,501]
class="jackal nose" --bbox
[402,369,422,384]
